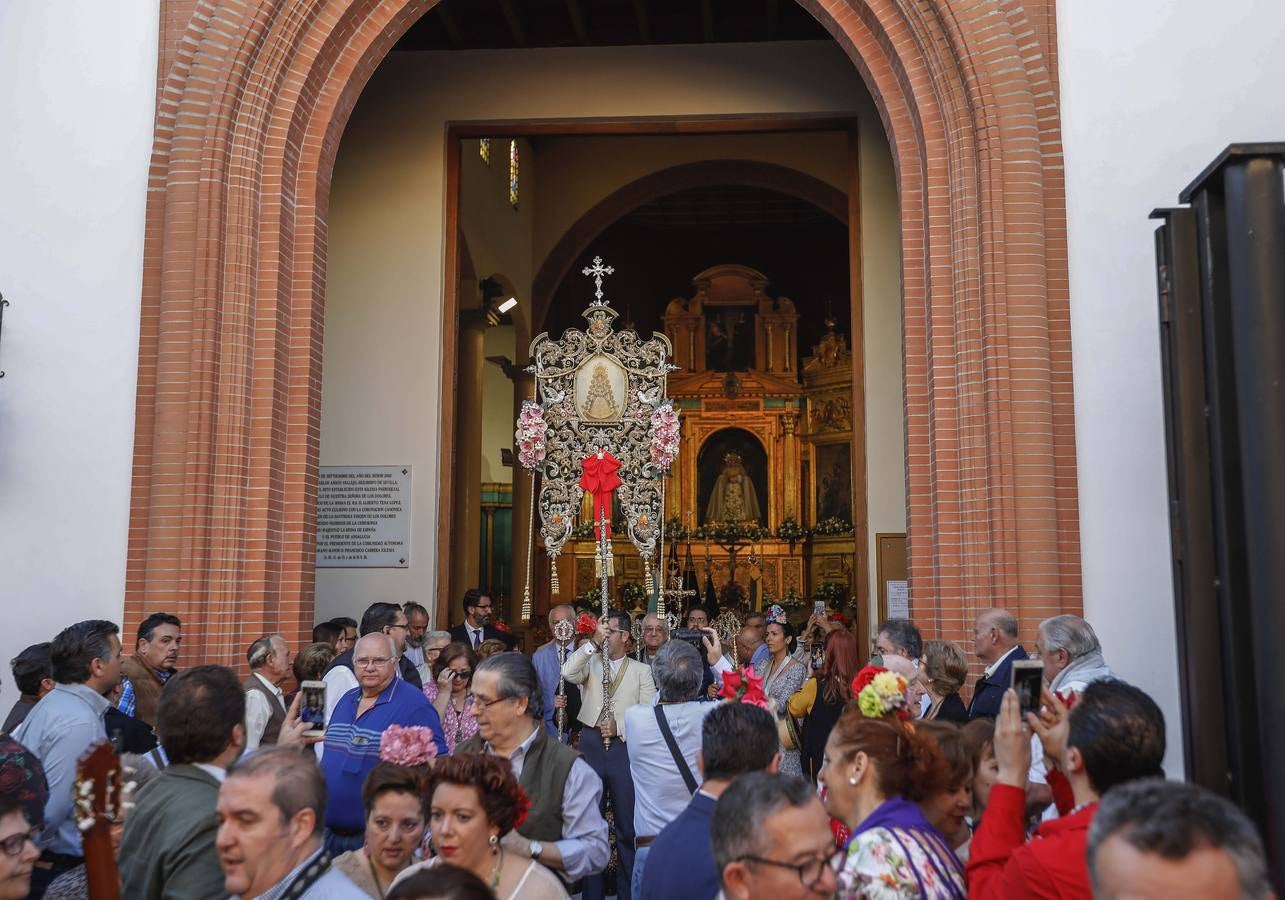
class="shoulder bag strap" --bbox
[654,705,698,794]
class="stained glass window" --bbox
[508,139,519,210]
[479,138,491,165]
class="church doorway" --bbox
[129,0,1078,667]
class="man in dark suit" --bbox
[967,607,1028,719]
[448,588,518,651]
[119,665,245,900]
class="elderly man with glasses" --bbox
[320,633,445,856]
[456,652,610,884]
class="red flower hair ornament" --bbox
[511,783,532,830]
[851,665,912,721]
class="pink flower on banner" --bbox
[515,401,548,469]
[379,724,439,767]
[649,402,680,471]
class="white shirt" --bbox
[983,644,1021,679]
[244,672,287,751]
[624,700,716,838]
[193,762,227,783]
[403,644,430,684]
[467,625,485,648]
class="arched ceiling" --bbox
[395,0,831,50]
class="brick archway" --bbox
[130,0,1078,665]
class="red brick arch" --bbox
[129,0,1079,665]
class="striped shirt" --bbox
[321,679,446,833]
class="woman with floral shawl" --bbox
[818,666,967,898]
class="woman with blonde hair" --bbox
[920,639,969,723]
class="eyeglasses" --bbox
[467,693,511,711]
[355,656,396,669]
[452,670,474,680]
[642,626,666,635]
[0,826,36,858]
[736,851,840,889]
[386,622,410,632]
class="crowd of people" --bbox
[0,592,1274,899]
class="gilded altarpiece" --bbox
[556,265,862,617]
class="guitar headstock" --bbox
[74,740,123,900]
[74,741,123,835]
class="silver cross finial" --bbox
[582,256,614,302]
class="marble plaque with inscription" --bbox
[316,466,411,567]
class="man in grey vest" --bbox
[455,652,609,884]
[244,634,291,750]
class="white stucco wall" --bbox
[0,3,157,702]
[1058,0,1285,777]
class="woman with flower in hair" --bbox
[332,762,430,898]
[759,604,808,775]
[392,753,569,900]
[423,642,479,754]
[819,666,967,898]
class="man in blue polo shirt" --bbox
[639,701,780,900]
[321,633,445,854]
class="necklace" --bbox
[488,846,505,890]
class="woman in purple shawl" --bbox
[819,670,966,898]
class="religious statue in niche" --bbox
[705,305,755,371]
[815,442,853,522]
[574,354,627,422]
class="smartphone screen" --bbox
[300,680,327,734]
[814,600,826,618]
[1010,660,1044,716]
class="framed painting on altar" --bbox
[704,304,755,371]
[813,441,853,523]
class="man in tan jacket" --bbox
[119,612,182,727]
[562,611,655,900]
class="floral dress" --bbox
[760,654,807,776]
[837,799,966,899]
[422,680,478,754]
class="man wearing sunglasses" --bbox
[711,772,839,900]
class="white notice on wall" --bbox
[317,466,411,568]
[886,580,909,619]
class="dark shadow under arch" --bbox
[531,159,849,332]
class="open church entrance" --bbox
[314,3,907,651]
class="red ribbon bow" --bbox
[579,451,623,541]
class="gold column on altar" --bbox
[450,311,488,617]
[782,411,799,519]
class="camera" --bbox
[673,628,707,657]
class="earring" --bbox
[848,770,860,786]
[489,834,499,847]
